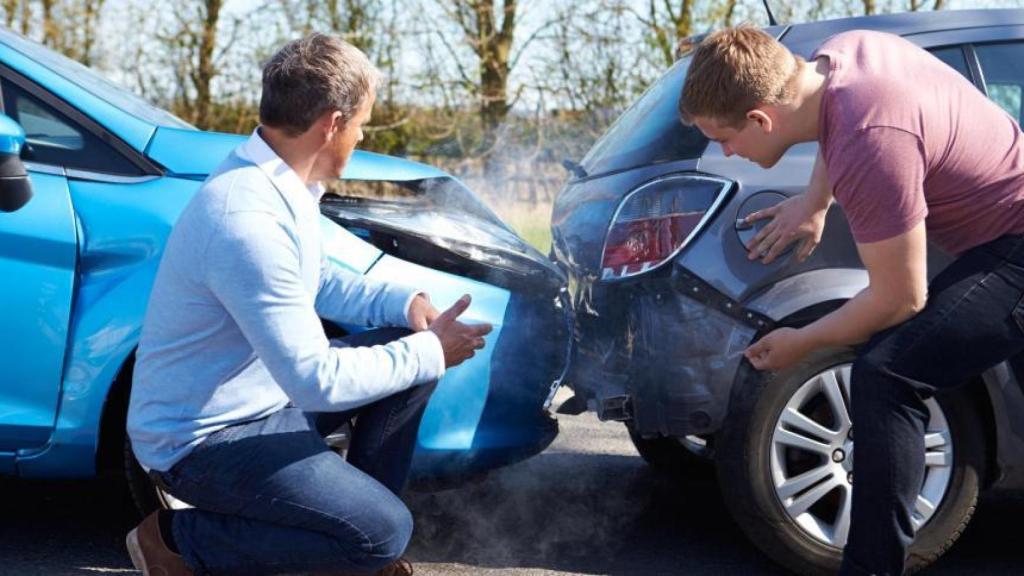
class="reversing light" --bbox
[600,174,731,280]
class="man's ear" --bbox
[747,108,774,134]
[317,110,343,138]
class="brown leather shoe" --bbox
[312,557,414,576]
[378,558,413,576]
[126,511,194,576]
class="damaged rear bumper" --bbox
[562,265,769,438]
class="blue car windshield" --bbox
[0,29,194,130]
[579,56,708,176]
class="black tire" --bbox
[716,348,983,576]
[626,425,714,480]
[124,436,161,517]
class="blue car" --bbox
[0,29,569,510]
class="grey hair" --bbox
[259,33,380,136]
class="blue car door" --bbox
[0,65,160,462]
[0,165,75,453]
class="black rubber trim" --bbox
[963,44,988,96]
[672,270,776,332]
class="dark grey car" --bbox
[551,9,1024,575]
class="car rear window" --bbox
[929,46,971,80]
[975,42,1024,125]
[579,56,708,177]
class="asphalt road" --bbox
[1,396,1021,576]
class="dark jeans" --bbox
[840,235,1024,575]
[153,328,437,576]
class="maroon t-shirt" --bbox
[814,30,1024,255]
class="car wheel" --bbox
[717,348,983,576]
[626,424,714,479]
[124,437,192,516]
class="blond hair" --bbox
[679,26,802,128]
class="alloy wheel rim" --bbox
[768,364,953,548]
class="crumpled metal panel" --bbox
[627,287,754,437]
[564,269,755,437]
[562,274,633,414]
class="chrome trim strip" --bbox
[24,161,65,176]
[66,168,159,184]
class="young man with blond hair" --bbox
[681,26,1024,575]
[125,33,491,576]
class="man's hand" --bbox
[747,150,833,264]
[429,294,493,368]
[407,293,440,331]
[744,327,813,372]
[746,193,828,264]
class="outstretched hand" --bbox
[744,327,812,372]
[429,294,493,368]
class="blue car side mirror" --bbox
[0,113,31,212]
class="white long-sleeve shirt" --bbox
[128,129,445,472]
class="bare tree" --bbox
[634,0,694,68]
[76,0,105,65]
[438,0,518,137]
[193,0,223,128]
[155,0,242,129]
[0,1,106,65]
[277,0,381,52]
[19,0,29,34]
[2,0,16,29]
[1,0,32,34]
[56,0,106,65]
[40,0,56,46]
[630,1,755,69]
[527,0,650,170]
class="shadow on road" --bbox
[0,449,1021,575]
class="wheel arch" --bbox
[744,268,868,323]
[96,349,135,476]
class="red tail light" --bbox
[601,174,731,280]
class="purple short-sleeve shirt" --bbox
[814,30,1024,255]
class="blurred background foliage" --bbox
[1,0,1013,250]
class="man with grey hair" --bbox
[124,33,491,576]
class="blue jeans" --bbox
[840,235,1024,575]
[153,328,437,576]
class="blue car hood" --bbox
[146,126,448,181]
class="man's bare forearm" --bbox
[806,150,834,210]
[800,286,922,350]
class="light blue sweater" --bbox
[127,131,445,472]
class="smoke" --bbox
[404,411,656,573]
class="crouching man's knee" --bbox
[334,499,413,572]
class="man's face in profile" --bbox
[693,111,788,169]
[313,90,376,181]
